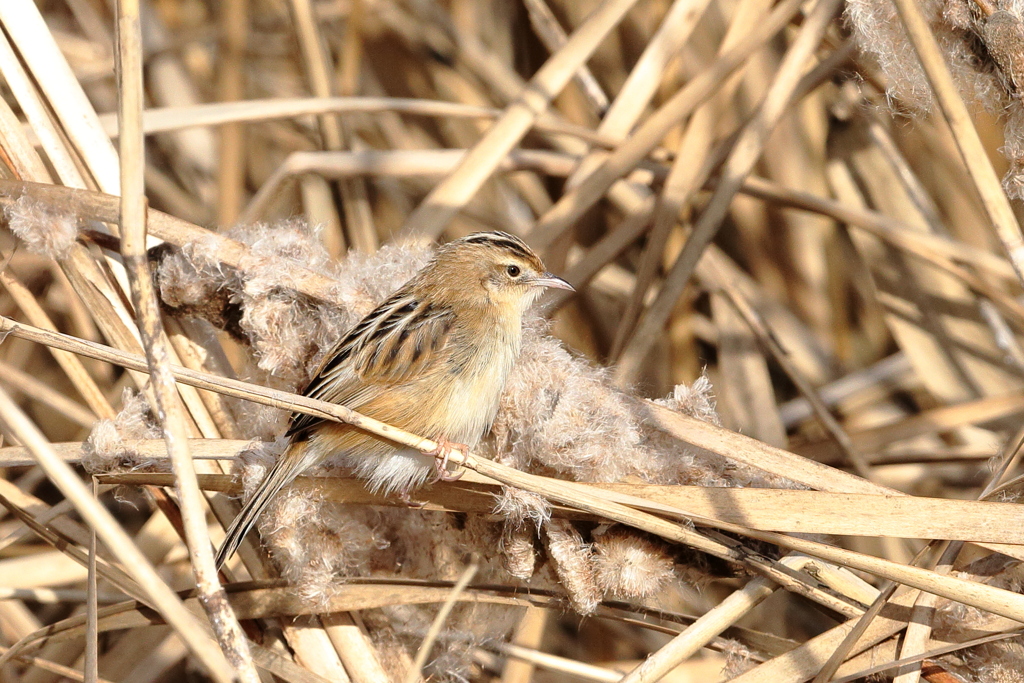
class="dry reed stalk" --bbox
[0,15,223,444]
[711,268,876,479]
[0,318,859,619]
[0,477,109,554]
[547,0,713,281]
[522,0,609,113]
[616,0,842,381]
[486,643,623,681]
[890,0,1024,287]
[404,558,480,683]
[399,0,642,240]
[239,148,591,222]
[0,645,118,683]
[498,607,546,683]
[91,469,1024,545]
[319,612,391,683]
[711,287,786,446]
[215,0,247,227]
[0,34,75,187]
[28,167,1015,325]
[609,0,774,361]
[84,479,98,683]
[738,176,1020,285]
[621,576,775,682]
[871,478,1018,681]
[288,0,374,253]
[0,267,115,422]
[95,98,618,148]
[0,359,97,428]
[0,387,232,679]
[527,0,804,252]
[113,0,255,678]
[819,423,1024,682]
[0,4,120,193]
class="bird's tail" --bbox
[216,441,312,570]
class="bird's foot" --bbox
[425,437,467,483]
[399,487,427,508]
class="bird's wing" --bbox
[287,289,456,439]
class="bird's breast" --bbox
[441,323,521,445]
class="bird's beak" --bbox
[531,273,575,291]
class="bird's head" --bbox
[428,231,573,313]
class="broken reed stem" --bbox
[891,0,1024,288]
[10,316,1024,624]
[113,1,255,679]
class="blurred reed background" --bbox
[2,0,1024,681]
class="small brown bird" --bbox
[216,231,572,568]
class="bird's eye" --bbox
[506,264,521,278]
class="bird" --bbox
[215,231,573,569]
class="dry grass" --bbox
[2,0,1024,681]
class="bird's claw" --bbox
[399,487,427,508]
[425,438,466,484]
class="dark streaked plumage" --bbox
[216,231,572,569]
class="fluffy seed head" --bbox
[544,519,600,614]
[4,195,78,259]
[83,389,161,473]
[593,526,675,601]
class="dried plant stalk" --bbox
[113,0,255,678]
